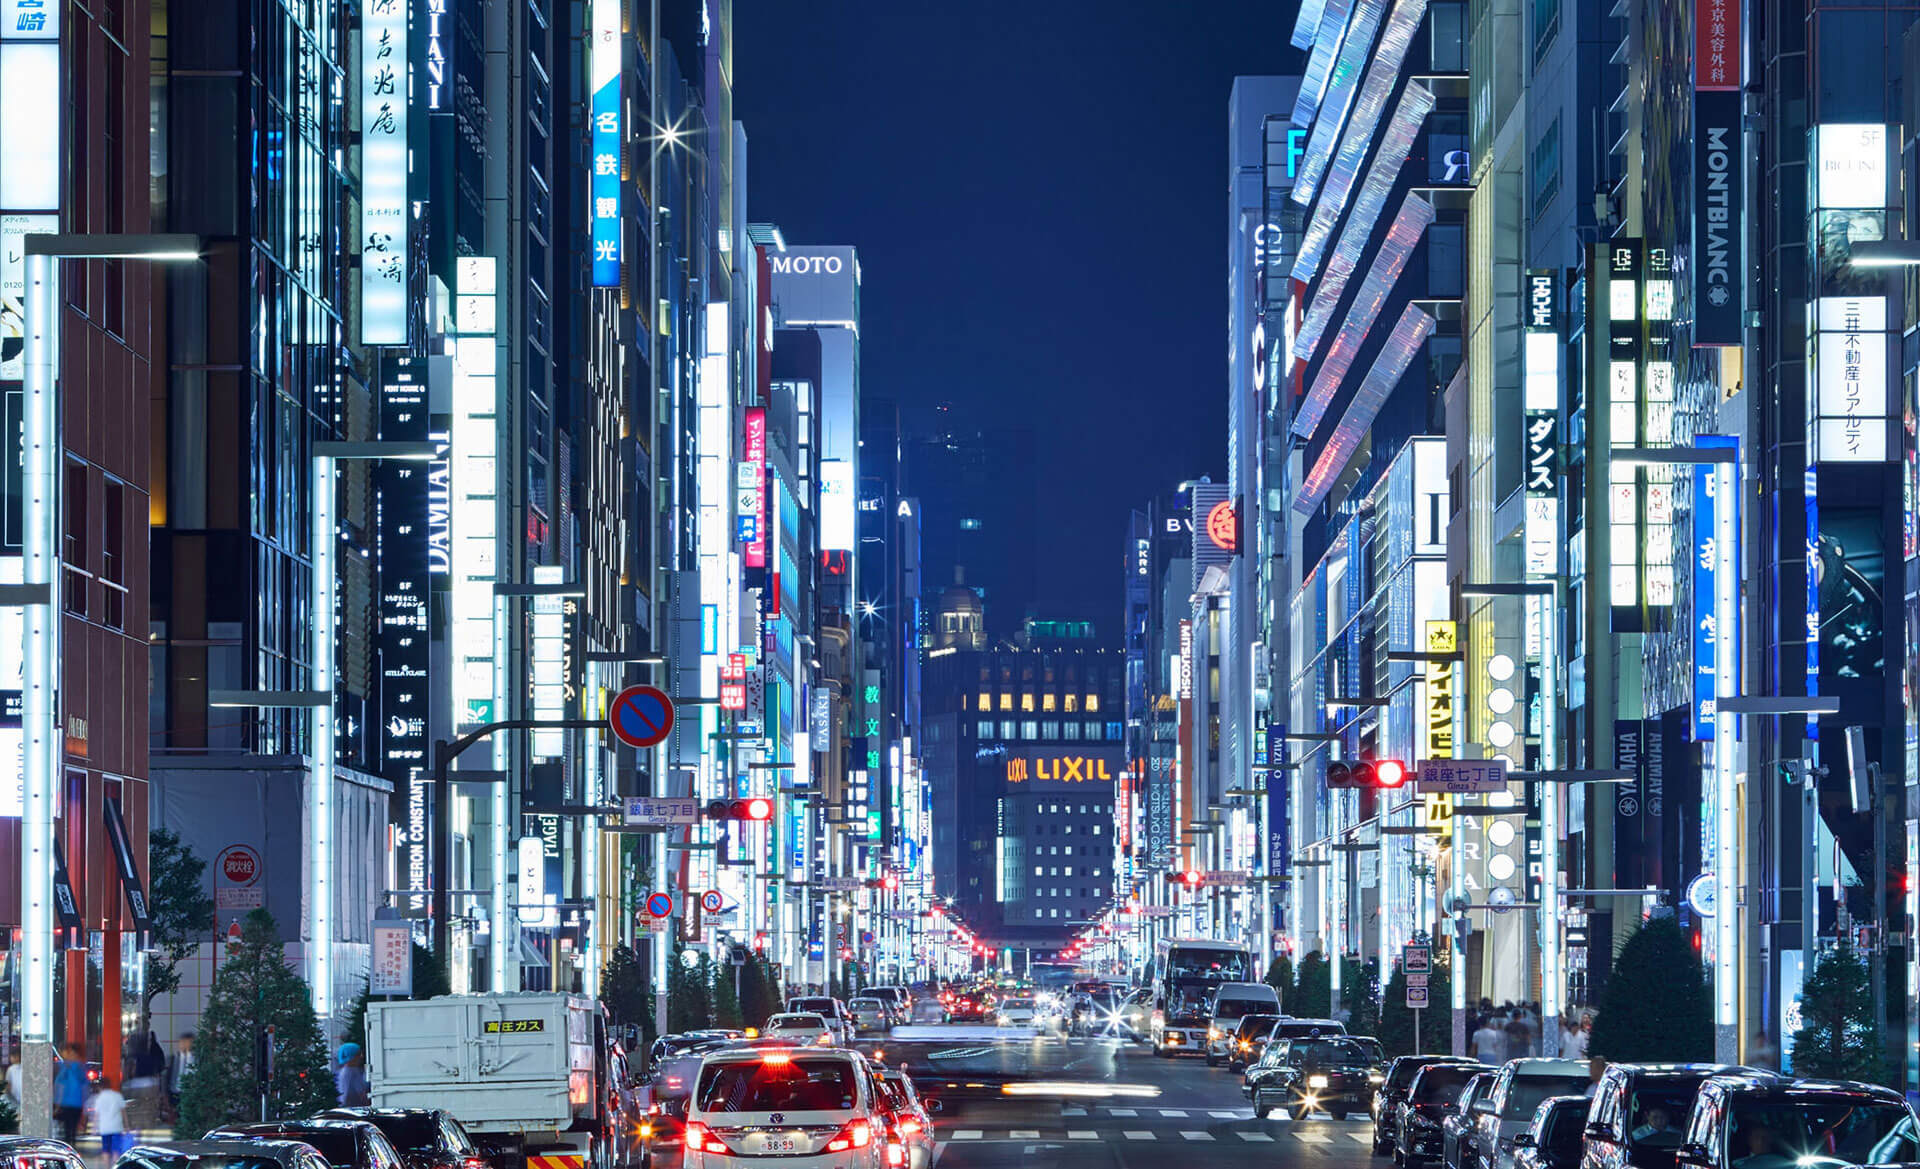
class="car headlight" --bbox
[1370,1072,1386,1083]
[1239,1040,1251,1051]
[1208,1028,1221,1040]
[1308,1074,1330,1089]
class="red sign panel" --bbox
[743,408,768,569]
[1695,0,1739,90]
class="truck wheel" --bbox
[1205,1051,1219,1068]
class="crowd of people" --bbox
[3,1032,196,1159]
[1467,999,1594,1061]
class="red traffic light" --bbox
[1328,759,1411,789]
[1375,759,1409,788]
[707,798,775,821]
[882,873,900,891]
[743,797,773,821]
[1182,869,1203,887]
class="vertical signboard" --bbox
[1692,434,1738,740]
[1190,482,1236,588]
[378,357,431,909]
[451,258,499,726]
[1523,270,1561,577]
[1692,89,1744,346]
[589,0,621,286]
[1613,719,1648,887]
[741,408,767,568]
[359,0,408,345]
[531,565,565,758]
[1812,124,1892,463]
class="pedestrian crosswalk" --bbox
[933,1110,1376,1145]
[937,1127,1369,1143]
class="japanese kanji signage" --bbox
[590,0,621,285]
[360,0,408,344]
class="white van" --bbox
[1204,981,1282,1066]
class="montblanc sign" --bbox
[1692,89,1743,346]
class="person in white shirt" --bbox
[5,1058,22,1112]
[1472,1018,1505,1062]
[90,1077,130,1161]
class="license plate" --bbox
[762,1137,798,1154]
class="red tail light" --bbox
[462,1158,490,1169]
[898,1118,923,1135]
[825,1120,874,1152]
[684,1121,733,1155]
[885,1140,906,1166]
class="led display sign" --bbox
[1005,751,1122,787]
[360,0,408,345]
[589,0,621,286]
[377,356,431,907]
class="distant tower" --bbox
[932,569,987,651]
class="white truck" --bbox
[366,993,640,1169]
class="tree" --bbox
[667,944,712,1033]
[342,941,451,1051]
[1378,944,1451,1056]
[740,952,782,1030]
[1293,950,1332,1018]
[1342,955,1381,1036]
[711,956,744,1030]
[145,828,216,1026]
[1789,937,1885,1082]
[176,910,335,1137]
[602,943,655,1049]
[1263,953,1294,1010]
[0,1089,17,1134]
[1588,916,1712,1064]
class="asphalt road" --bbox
[925,1039,1378,1169]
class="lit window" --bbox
[978,720,995,738]
[1042,692,1056,712]
[998,692,1012,711]
[1034,866,1043,876]
[1000,720,1016,739]
[1041,720,1059,740]
[1021,720,1038,739]
[1086,694,1100,712]
[1021,692,1035,712]
[1064,846,1073,856]
[1064,694,1078,712]
[1093,825,1103,836]
[1063,722,1082,740]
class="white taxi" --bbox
[683,1048,887,1169]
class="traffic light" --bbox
[1327,758,1410,790]
[705,797,774,821]
[1181,869,1204,889]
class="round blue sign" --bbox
[645,891,673,919]
[610,685,675,749]
[1687,872,1716,917]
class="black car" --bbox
[1228,1013,1282,1072]
[1244,1034,1378,1119]
[1674,1072,1918,1169]
[1397,1061,1491,1168]
[1375,1056,1484,1156]
[317,1110,489,1169]
[117,1141,334,1169]
[204,1121,407,1169]
[1513,1098,1591,1169]
[1579,1064,1740,1169]
[1445,1073,1497,1169]
[2,1138,87,1169]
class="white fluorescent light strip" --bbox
[1297,80,1436,287]
[1294,0,1355,128]
[1292,193,1436,441]
[1293,0,1331,49]
[1295,304,1438,515]
[1297,0,1430,208]
[1292,0,1389,205]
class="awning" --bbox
[103,795,153,940]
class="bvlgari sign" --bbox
[1692,90,1743,346]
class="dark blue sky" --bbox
[736,3,1300,626]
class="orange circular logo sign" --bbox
[1206,500,1238,552]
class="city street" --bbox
[923,1041,1374,1169]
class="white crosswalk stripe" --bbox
[1351,1133,1375,1143]
[1210,1110,1243,1119]
[1062,1108,1088,1117]
[1109,1108,1138,1117]
[1180,1131,1215,1141]
[950,1130,983,1141]
[1238,1132,1276,1143]
[1009,1131,1040,1139]
[1295,1132,1335,1144]
[1123,1130,1156,1141]
[1068,1131,1097,1140]
[1158,1109,1189,1118]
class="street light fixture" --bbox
[1846,239,1920,267]
[18,233,200,1139]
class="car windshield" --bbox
[1727,1098,1917,1169]
[1413,1067,1482,1105]
[224,1132,358,1168]
[1626,1083,1706,1149]
[789,999,836,1013]
[1502,1077,1596,1120]
[1389,1060,1445,1091]
[1166,949,1250,980]
[1236,1015,1280,1038]
[1213,998,1270,1020]
[696,1058,858,1113]
[359,1117,444,1156]
[1294,1039,1372,1068]
[769,1015,823,1028]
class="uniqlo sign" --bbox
[1695,0,1739,90]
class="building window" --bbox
[978,691,991,711]
[1021,719,1038,739]
[1093,825,1103,836]
[1531,117,1561,219]
[1001,719,1017,739]
[1533,0,1560,60]
[1063,721,1081,740]
[979,720,996,738]
[63,463,88,617]
[999,692,1013,711]
[1021,691,1035,712]
[1042,692,1056,711]
[1063,693,1077,712]
[1041,720,1059,740]
[1085,693,1099,712]
[102,480,126,630]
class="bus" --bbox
[1149,938,1253,1056]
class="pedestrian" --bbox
[1560,1015,1588,1059]
[1749,1028,1779,1070]
[1471,1014,1505,1063]
[53,1044,89,1145]
[5,1055,22,1114]
[90,1074,130,1162]
[164,1034,193,1116]
[334,1043,370,1107]
[1505,1010,1532,1058]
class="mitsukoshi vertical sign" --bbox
[589,0,621,286]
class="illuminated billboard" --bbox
[1005,748,1124,790]
[589,0,620,286]
[359,0,407,344]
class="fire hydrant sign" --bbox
[370,920,413,996]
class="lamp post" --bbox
[16,233,199,1139]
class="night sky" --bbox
[736,3,1302,630]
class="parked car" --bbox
[1445,1073,1497,1169]
[784,997,854,1046]
[848,998,892,1035]
[317,1108,490,1169]
[1470,1059,1594,1169]
[1397,1061,1490,1168]
[1204,982,1282,1067]
[1673,1071,1917,1169]
[1227,1013,1281,1072]
[1244,1034,1379,1119]
[869,1061,933,1169]
[1376,1057,1484,1156]
[1579,1063,1739,1169]
[1512,1098,1591,1169]
[3,1139,87,1169]
[203,1121,407,1169]
[681,1046,887,1168]
[763,1012,838,1046]
[116,1141,333,1169]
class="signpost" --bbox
[701,890,725,914]
[370,920,413,996]
[609,685,675,749]
[624,796,699,826]
[1414,759,1508,794]
[1404,943,1432,1049]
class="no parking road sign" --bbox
[609,685,675,749]
[645,891,674,919]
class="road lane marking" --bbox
[1350,1133,1374,1143]
[1109,1108,1138,1117]
[1123,1131,1155,1141]
[1068,1131,1097,1140]
[1238,1133,1275,1143]
[1061,1108,1088,1117]
[1180,1131,1214,1141]
[1158,1109,1189,1118]
[1295,1132,1335,1144]
[1009,1131,1040,1140]
[949,1131,982,1141]
[1209,1110,1242,1119]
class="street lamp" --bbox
[18,233,200,1139]
[1846,240,1920,267]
